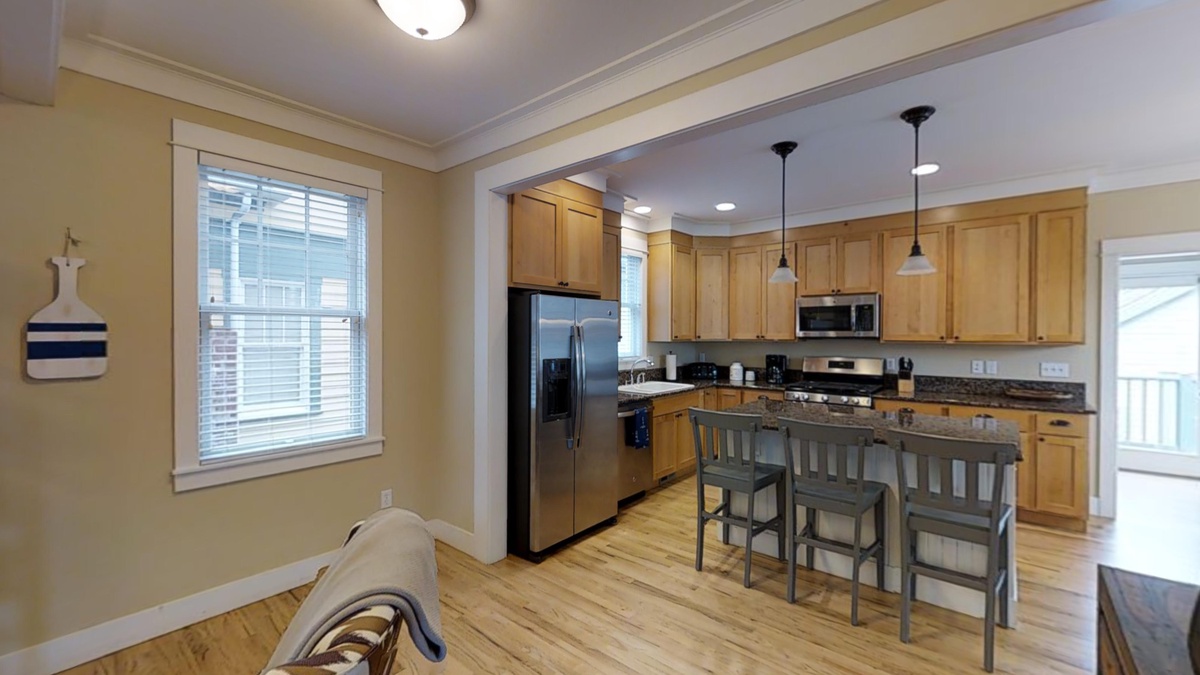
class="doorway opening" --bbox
[1099,235,1200,584]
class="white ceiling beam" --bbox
[0,0,64,105]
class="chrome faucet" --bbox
[631,357,654,384]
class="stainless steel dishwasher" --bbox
[617,402,653,503]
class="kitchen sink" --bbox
[618,381,696,395]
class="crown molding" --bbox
[431,0,878,169]
[59,37,439,171]
[1088,158,1200,194]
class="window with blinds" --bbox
[619,251,647,359]
[196,164,368,463]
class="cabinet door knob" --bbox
[939,336,945,340]
[954,335,960,340]
[1037,336,1046,341]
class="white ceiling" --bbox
[61,0,786,147]
[605,0,1200,226]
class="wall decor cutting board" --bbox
[26,256,107,379]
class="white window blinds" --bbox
[619,251,646,359]
[196,163,368,462]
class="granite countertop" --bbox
[726,398,1023,459]
[874,389,1096,415]
[617,379,786,405]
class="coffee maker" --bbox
[765,354,788,384]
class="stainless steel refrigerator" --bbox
[508,291,618,560]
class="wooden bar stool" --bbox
[778,417,887,626]
[689,408,787,588]
[891,429,1018,673]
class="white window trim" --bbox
[617,247,648,369]
[172,119,384,492]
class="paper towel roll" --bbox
[665,353,678,381]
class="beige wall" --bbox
[0,71,445,652]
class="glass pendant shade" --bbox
[896,250,937,276]
[377,0,474,40]
[769,259,799,284]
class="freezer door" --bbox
[530,294,577,552]
[573,298,619,533]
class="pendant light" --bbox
[768,141,799,284]
[896,105,937,276]
[377,0,475,41]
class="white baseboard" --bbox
[426,518,475,556]
[1090,496,1101,517]
[0,549,338,675]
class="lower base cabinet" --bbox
[875,399,1091,531]
[651,391,702,480]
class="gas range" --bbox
[783,356,885,409]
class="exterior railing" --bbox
[1117,374,1198,454]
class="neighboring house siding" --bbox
[1118,288,1198,378]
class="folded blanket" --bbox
[262,508,447,673]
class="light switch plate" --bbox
[886,357,898,372]
[986,360,998,375]
[971,360,984,375]
[1040,362,1070,378]
[380,489,393,509]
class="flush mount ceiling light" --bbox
[910,163,940,176]
[376,0,475,40]
[896,105,938,276]
[715,202,737,212]
[768,141,799,284]
[633,205,652,215]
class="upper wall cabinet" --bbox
[648,232,695,341]
[729,243,796,340]
[1034,208,1086,344]
[762,243,798,339]
[694,246,730,341]
[796,234,879,296]
[601,209,622,302]
[509,180,603,295]
[882,226,948,342]
[951,215,1031,342]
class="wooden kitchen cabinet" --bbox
[648,232,696,342]
[837,233,879,294]
[951,215,1031,342]
[651,412,676,480]
[509,181,603,294]
[717,388,743,410]
[694,247,729,340]
[1034,208,1086,344]
[881,226,948,342]
[940,404,1090,530]
[762,243,797,340]
[796,234,879,296]
[797,237,835,296]
[651,391,701,480]
[1034,434,1088,520]
[601,210,622,302]
[729,246,764,340]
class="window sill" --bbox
[173,436,384,492]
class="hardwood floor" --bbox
[62,476,1199,674]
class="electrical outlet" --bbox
[886,357,898,372]
[1040,362,1070,378]
[986,360,998,375]
[699,352,706,362]
[971,360,984,375]
[380,489,393,509]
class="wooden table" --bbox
[1098,565,1200,674]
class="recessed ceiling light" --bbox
[633,206,652,215]
[715,202,737,212]
[376,0,475,40]
[911,163,940,176]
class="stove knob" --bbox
[800,393,810,401]
[840,396,849,404]
[819,395,829,403]
[848,397,860,406]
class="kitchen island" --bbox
[716,399,1021,621]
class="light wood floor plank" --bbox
[57,474,1200,674]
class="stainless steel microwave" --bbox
[795,293,880,339]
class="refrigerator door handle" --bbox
[577,323,587,448]
[569,324,583,449]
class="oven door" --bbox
[795,293,880,338]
